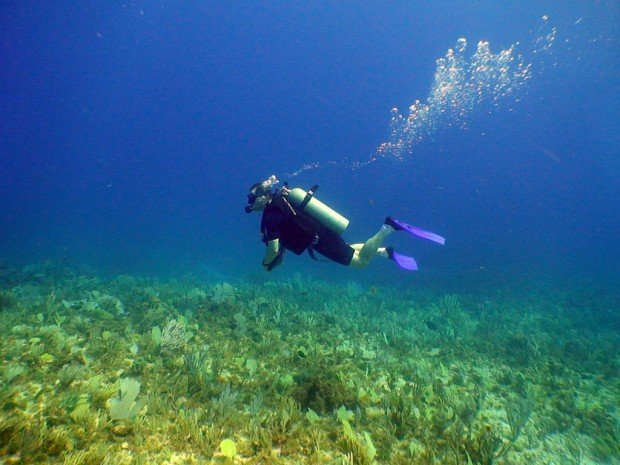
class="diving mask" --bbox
[245,175,279,213]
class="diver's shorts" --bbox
[313,227,355,266]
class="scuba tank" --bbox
[285,184,349,235]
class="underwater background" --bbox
[0,1,618,464]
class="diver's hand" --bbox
[263,248,284,271]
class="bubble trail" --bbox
[375,37,533,161]
[288,20,557,176]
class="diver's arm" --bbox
[262,239,281,270]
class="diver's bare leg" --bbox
[350,243,388,257]
[349,224,393,269]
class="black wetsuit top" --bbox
[260,195,319,255]
[260,194,355,265]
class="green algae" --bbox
[0,263,617,464]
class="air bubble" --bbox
[376,37,533,160]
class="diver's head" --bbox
[245,175,279,213]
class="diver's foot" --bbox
[384,216,404,231]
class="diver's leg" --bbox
[349,224,394,269]
[350,243,389,258]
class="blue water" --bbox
[1,1,618,288]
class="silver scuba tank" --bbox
[286,185,349,235]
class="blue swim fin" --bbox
[386,246,418,271]
[385,217,445,245]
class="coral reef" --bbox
[0,264,617,464]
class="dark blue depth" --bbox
[1,1,618,289]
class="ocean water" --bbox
[0,2,618,464]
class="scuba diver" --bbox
[245,175,445,271]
